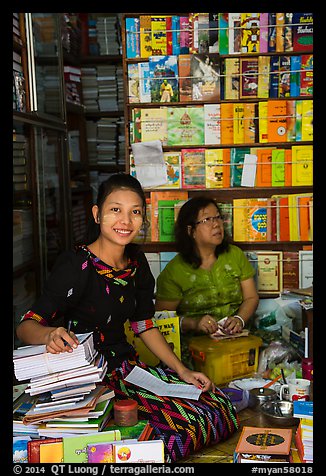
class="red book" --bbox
[278,196,290,242]
[28,438,63,463]
[282,251,299,289]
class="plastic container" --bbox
[114,399,138,427]
[188,334,263,386]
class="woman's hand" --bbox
[222,315,245,335]
[45,326,79,354]
[196,314,219,334]
[177,368,215,393]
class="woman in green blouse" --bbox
[155,196,259,367]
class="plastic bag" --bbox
[254,298,293,332]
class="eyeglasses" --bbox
[195,215,224,226]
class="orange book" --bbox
[220,102,234,144]
[284,148,292,186]
[267,100,288,143]
[178,54,192,102]
[243,103,257,143]
[277,196,290,242]
[150,190,188,241]
[297,195,313,242]
[235,426,292,455]
[256,148,274,187]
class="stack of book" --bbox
[293,401,313,463]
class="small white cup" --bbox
[279,378,311,401]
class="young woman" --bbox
[155,196,259,367]
[16,174,239,463]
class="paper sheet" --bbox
[124,366,201,400]
[131,140,168,188]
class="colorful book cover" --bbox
[240,57,258,98]
[198,13,209,53]
[28,438,63,463]
[268,13,276,52]
[272,194,290,242]
[179,16,190,53]
[39,442,63,463]
[235,426,292,455]
[190,54,221,101]
[284,13,294,52]
[271,148,285,186]
[291,145,313,186]
[148,55,179,103]
[228,12,241,54]
[138,62,151,103]
[266,197,277,242]
[158,199,179,241]
[140,107,168,145]
[256,148,274,187]
[188,12,199,53]
[205,149,224,188]
[292,13,313,52]
[220,102,234,144]
[181,148,206,189]
[269,55,280,98]
[256,251,283,294]
[284,148,292,186]
[296,194,313,241]
[151,16,167,55]
[167,106,204,146]
[259,13,268,53]
[258,101,268,143]
[218,13,229,54]
[125,17,140,58]
[222,149,231,187]
[233,103,245,144]
[127,63,140,103]
[257,55,270,98]
[230,147,250,187]
[172,15,180,55]
[113,439,165,463]
[63,430,121,463]
[267,100,288,142]
[208,13,219,53]
[139,15,152,58]
[87,442,114,463]
[204,103,221,145]
[224,57,240,100]
[218,202,233,238]
[293,400,313,419]
[150,190,188,241]
[166,16,173,55]
[300,55,313,96]
[243,103,257,143]
[276,13,285,52]
[278,55,291,98]
[282,251,300,289]
[178,54,192,102]
[156,151,181,188]
[233,198,248,241]
[246,198,268,242]
[290,55,301,97]
[240,13,260,53]
[286,100,296,141]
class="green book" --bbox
[167,106,204,146]
[230,147,250,187]
[103,420,150,439]
[63,429,121,463]
[158,200,178,242]
[271,149,285,186]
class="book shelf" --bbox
[121,12,313,297]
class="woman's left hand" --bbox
[222,315,244,334]
[178,368,215,393]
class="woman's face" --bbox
[94,189,144,245]
[191,203,224,248]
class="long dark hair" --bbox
[175,196,229,268]
[84,173,148,246]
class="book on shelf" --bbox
[181,148,206,189]
[224,57,240,100]
[233,198,267,242]
[217,202,233,239]
[228,12,241,54]
[197,13,210,54]
[205,149,225,189]
[127,64,140,103]
[291,145,313,186]
[284,13,294,52]
[243,103,258,143]
[278,55,291,98]
[140,107,168,145]
[259,13,268,53]
[151,16,168,55]
[158,199,179,242]
[233,103,245,144]
[234,426,292,463]
[296,194,313,241]
[275,13,285,53]
[125,17,140,58]
[257,54,270,99]
[179,16,190,54]
[148,55,179,103]
[139,15,152,58]
[178,54,192,102]
[298,250,313,288]
[208,13,219,53]
[301,99,313,141]
[150,190,188,242]
[204,103,221,145]
[138,62,151,103]
[286,100,296,142]
[171,15,180,55]
[282,251,300,290]
[292,13,313,52]
[269,55,280,98]
[271,148,286,187]
[190,54,221,101]
[220,102,234,144]
[188,13,199,54]
[218,13,228,54]
[240,13,260,54]
[267,100,288,142]
[167,106,204,146]
[256,251,283,295]
[295,100,303,141]
[230,147,250,187]
[255,148,275,187]
[156,151,181,189]
[290,55,301,97]
[239,57,258,99]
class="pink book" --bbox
[259,13,268,53]
[179,16,190,53]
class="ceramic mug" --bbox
[279,378,311,401]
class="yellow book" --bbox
[140,15,152,57]
[258,101,268,143]
[301,99,313,141]
[220,102,234,144]
[257,55,270,98]
[233,103,245,144]
[224,57,240,99]
[205,149,224,188]
[291,145,313,186]
[140,107,168,144]
[233,198,248,241]
[288,193,299,241]
[151,16,167,55]
[40,442,63,463]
